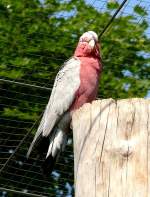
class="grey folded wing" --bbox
[27,57,80,157]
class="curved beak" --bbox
[88,39,95,49]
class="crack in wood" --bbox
[73,98,150,197]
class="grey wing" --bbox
[27,57,80,157]
[43,57,80,136]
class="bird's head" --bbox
[74,31,100,59]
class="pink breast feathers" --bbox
[70,56,102,111]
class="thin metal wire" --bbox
[0,87,48,100]
[1,173,73,192]
[0,113,43,174]
[0,187,48,197]
[0,74,53,87]
[1,171,69,188]
[0,103,42,112]
[0,117,33,124]
[0,78,51,90]
[1,168,73,192]
[0,95,46,106]
[9,153,74,169]
[0,124,29,130]
[0,139,22,142]
[0,184,69,197]
[0,132,25,136]
[0,178,50,194]
[98,0,128,38]
[0,185,51,197]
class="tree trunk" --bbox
[72,98,150,197]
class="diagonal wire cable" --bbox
[98,0,128,38]
[0,113,43,175]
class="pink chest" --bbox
[80,58,100,89]
[70,57,102,111]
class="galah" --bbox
[27,31,102,175]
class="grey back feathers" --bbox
[27,57,80,158]
[43,57,80,136]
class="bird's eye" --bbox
[84,36,89,42]
[80,36,91,43]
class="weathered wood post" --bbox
[72,98,150,197]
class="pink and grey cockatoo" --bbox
[27,31,102,175]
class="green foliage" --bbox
[134,5,148,16]
[101,15,150,98]
[107,0,119,10]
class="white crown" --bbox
[80,31,98,42]
[87,31,98,41]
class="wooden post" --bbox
[72,98,150,197]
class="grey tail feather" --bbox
[26,131,42,158]
[27,112,46,158]
[42,129,68,175]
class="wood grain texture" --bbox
[72,98,150,197]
